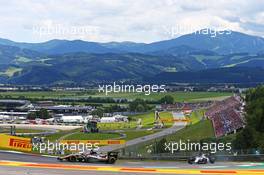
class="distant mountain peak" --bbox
[0,29,264,55]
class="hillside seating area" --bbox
[206,95,245,137]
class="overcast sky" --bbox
[0,0,263,43]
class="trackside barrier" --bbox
[119,153,264,161]
[0,134,32,152]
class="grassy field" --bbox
[0,91,87,99]
[92,91,232,102]
[124,130,158,141]
[187,109,205,125]
[15,129,44,133]
[130,111,173,128]
[43,129,81,142]
[15,56,32,63]
[0,67,22,77]
[64,132,120,140]
[0,91,232,102]
[0,128,44,133]
[165,120,215,142]
[98,111,173,130]
[64,130,159,141]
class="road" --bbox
[0,166,144,175]
[0,151,263,175]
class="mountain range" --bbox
[1,29,264,85]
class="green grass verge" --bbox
[187,109,205,125]
[124,130,158,141]
[0,67,22,77]
[44,129,80,142]
[98,111,173,130]
[130,111,173,128]
[93,91,232,102]
[0,91,232,102]
[0,128,43,133]
[165,120,215,142]
[64,132,120,140]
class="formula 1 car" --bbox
[57,151,118,164]
[188,154,216,164]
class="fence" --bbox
[116,139,264,161]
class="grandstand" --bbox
[206,95,245,137]
[157,101,213,111]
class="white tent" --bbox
[60,115,83,123]
[0,115,10,120]
[83,115,93,123]
[100,117,116,123]
[47,118,55,122]
[113,114,128,122]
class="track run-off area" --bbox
[0,151,264,175]
[0,159,264,175]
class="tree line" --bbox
[233,86,264,151]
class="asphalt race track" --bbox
[0,151,263,175]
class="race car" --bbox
[57,151,118,164]
[188,153,216,164]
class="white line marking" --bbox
[202,166,227,168]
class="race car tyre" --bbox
[69,156,77,162]
[209,157,216,164]
[57,157,63,162]
[188,160,194,164]
[86,158,91,163]
[77,158,84,162]
[108,157,116,164]
[187,157,195,164]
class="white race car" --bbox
[188,154,216,164]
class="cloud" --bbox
[0,0,263,43]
